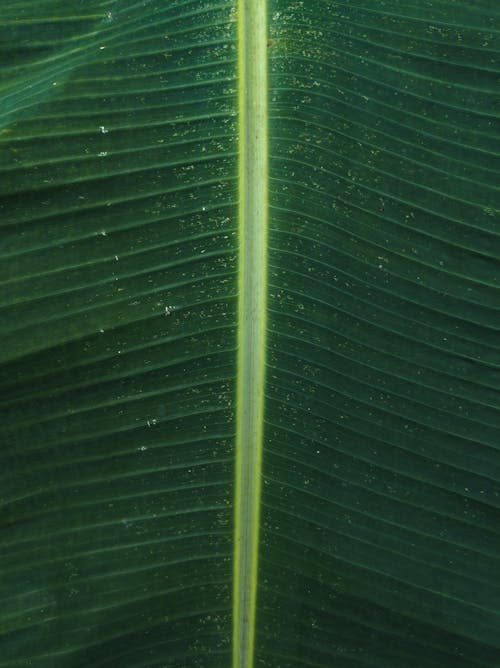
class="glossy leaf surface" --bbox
[1,1,500,667]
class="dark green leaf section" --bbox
[3,1,500,666]
[260,1,500,666]
[0,2,237,666]
[0,0,115,129]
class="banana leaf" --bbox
[1,1,500,666]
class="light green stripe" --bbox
[233,1,268,667]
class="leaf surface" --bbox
[1,1,500,667]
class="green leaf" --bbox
[1,1,500,667]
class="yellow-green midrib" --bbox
[233,1,268,668]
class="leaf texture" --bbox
[1,1,500,667]
[1,2,237,666]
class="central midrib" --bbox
[233,1,268,668]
